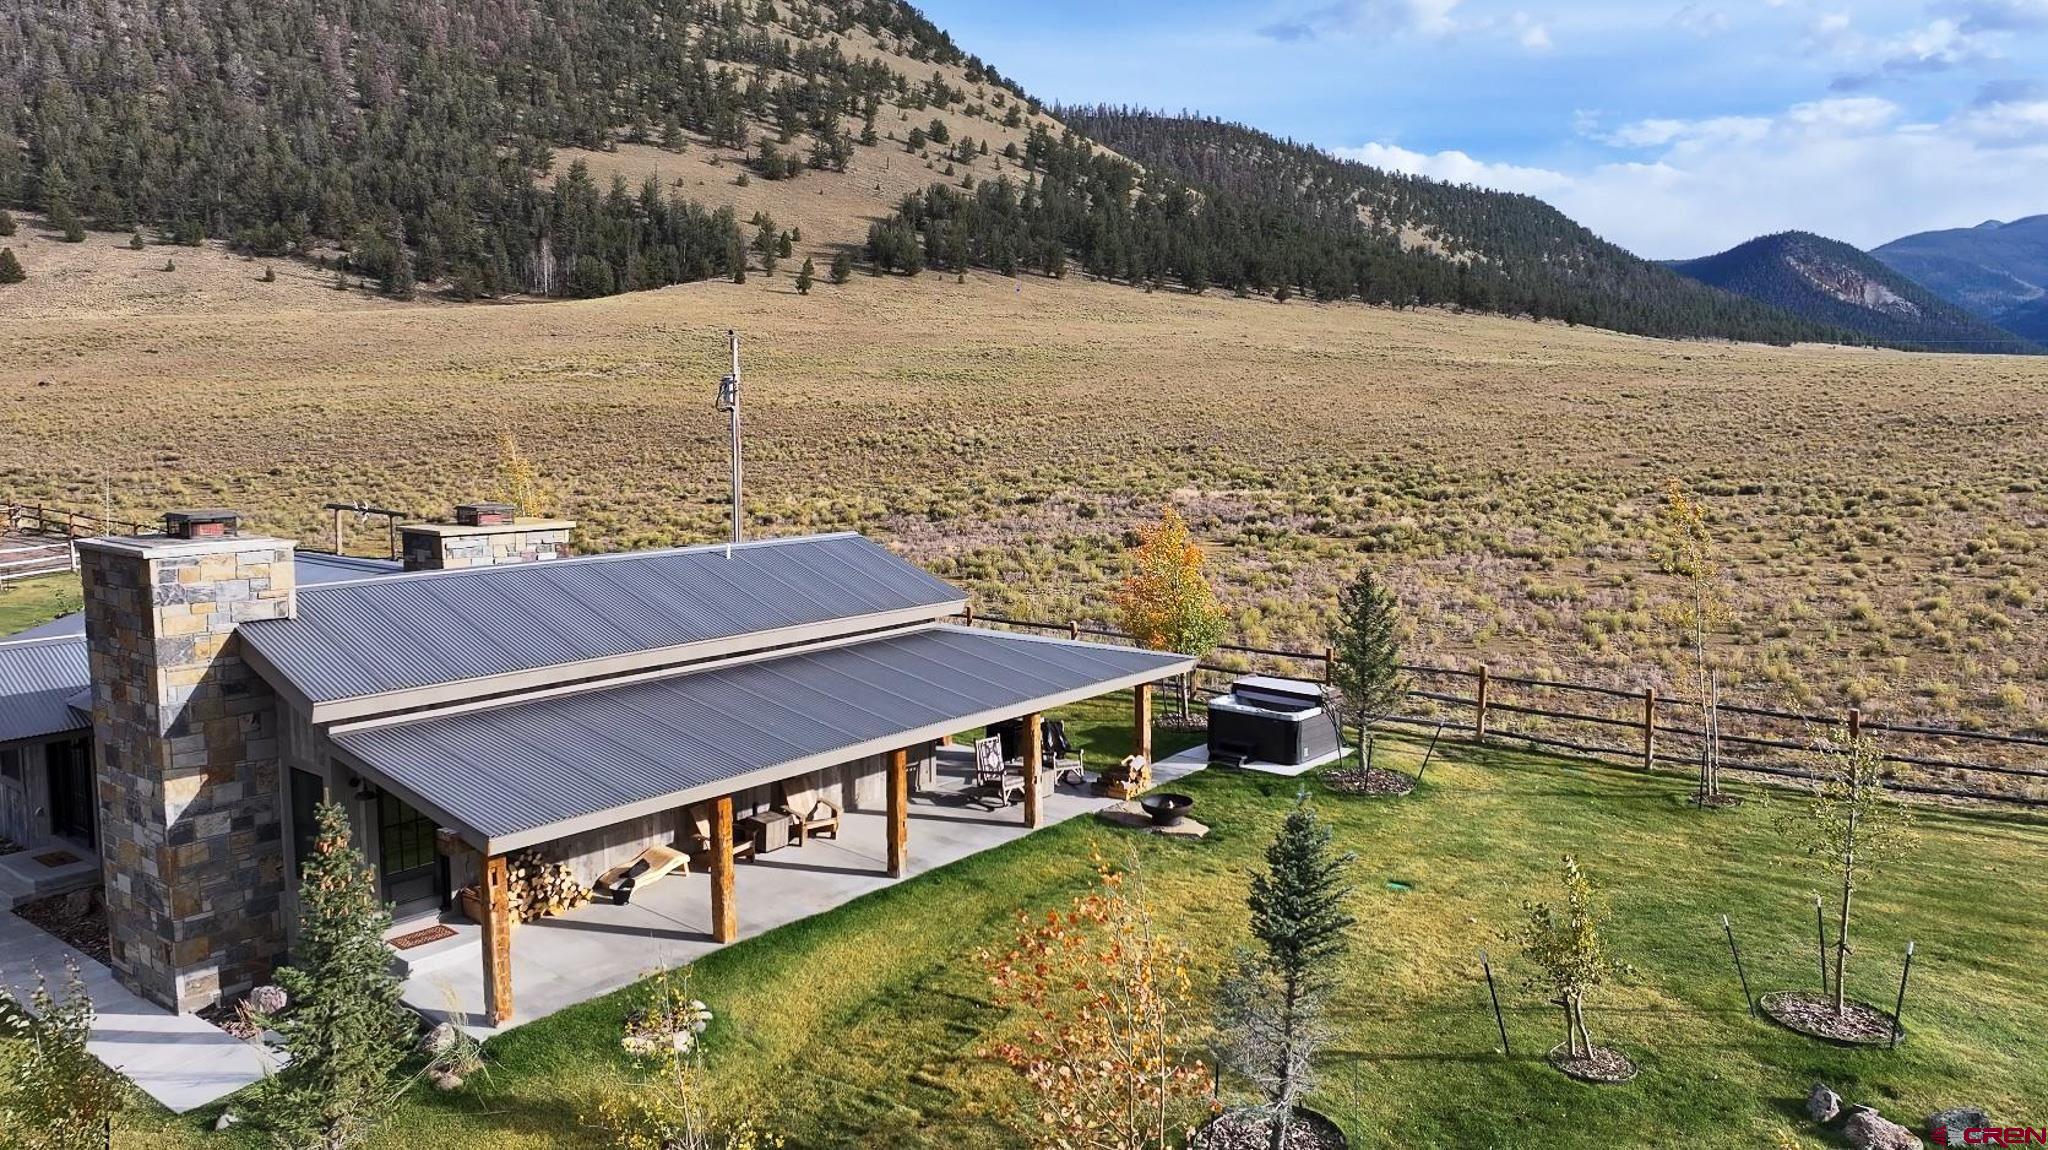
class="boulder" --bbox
[430,1070,464,1092]
[1844,1107,1922,1150]
[213,1111,240,1132]
[1808,1083,1843,1123]
[418,1021,459,1058]
[1926,1108,1989,1141]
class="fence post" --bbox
[1475,664,1490,742]
[1847,707,1862,741]
[1642,687,1657,771]
[963,603,974,627]
[1323,646,1335,685]
[1069,620,1080,640]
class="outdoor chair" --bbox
[972,735,1024,808]
[1043,719,1085,787]
[782,796,842,845]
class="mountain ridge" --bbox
[1872,215,2048,344]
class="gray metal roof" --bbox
[0,551,403,643]
[330,624,1191,852]
[0,637,91,744]
[243,534,966,709]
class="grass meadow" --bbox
[4,270,2045,743]
[76,696,2048,1149]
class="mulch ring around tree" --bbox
[1192,1107,1349,1150]
[1691,791,1745,810]
[1156,715,1208,733]
[13,888,111,966]
[1320,766,1416,797]
[1760,990,1899,1046]
[1547,1043,1639,1084]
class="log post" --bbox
[1133,683,1154,765]
[1643,687,1657,771]
[1021,712,1044,828]
[1069,620,1080,640]
[1847,707,1862,741]
[710,794,737,943]
[1324,646,1336,684]
[887,747,909,878]
[482,853,514,1025]
[1475,664,1490,741]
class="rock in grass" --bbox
[418,1021,459,1057]
[430,1070,464,1092]
[1808,1083,1843,1123]
[1843,1106,1922,1150]
[1926,1108,1988,1142]
[214,1111,240,1131]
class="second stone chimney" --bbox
[399,502,575,571]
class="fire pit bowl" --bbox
[1139,793,1195,828]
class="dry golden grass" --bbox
[4,263,2045,737]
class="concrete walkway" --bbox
[407,750,1209,1036]
[0,910,275,1114]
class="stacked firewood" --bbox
[506,850,590,922]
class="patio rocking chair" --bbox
[1043,719,1085,787]
[972,735,1024,809]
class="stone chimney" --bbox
[399,502,575,572]
[77,510,296,1013]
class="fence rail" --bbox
[962,608,2048,807]
[4,502,160,540]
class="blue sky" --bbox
[914,1,2048,258]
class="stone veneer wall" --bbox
[78,535,297,1013]
[399,520,575,571]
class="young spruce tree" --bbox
[247,801,416,1150]
[1328,566,1405,767]
[0,247,24,284]
[1218,794,1356,1149]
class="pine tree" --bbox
[129,231,144,250]
[795,256,814,294]
[0,209,14,236]
[1218,795,1355,1149]
[245,802,415,1150]
[1328,566,1406,765]
[0,247,23,284]
[830,251,851,284]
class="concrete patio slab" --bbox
[406,754,1208,1037]
[0,909,275,1114]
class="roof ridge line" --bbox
[295,530,866,593]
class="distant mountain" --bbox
[1873,216,2048,344]
[1671,231,2038,354]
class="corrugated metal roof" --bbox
[242,534,966,706]
[0,637,91,744]
[330,624,1190,851]
[0,552,403,643]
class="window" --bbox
[289,768,325,878]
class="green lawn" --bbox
[75,696,2048,1147]
[0,572,80,635]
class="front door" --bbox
[0,746,30,845]
[43,738,95,848]
[377,789,439,914]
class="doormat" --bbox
[33,850,80,868]
[389,924,458,951]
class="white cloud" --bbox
[1257,0,1552,51]
[1672,4,1730,36]
[1337,94,2048,257]
[1943,0,2048,32]
[1330,142,1577,195]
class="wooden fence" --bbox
[4,502,160,540]
[964,609,2048,808]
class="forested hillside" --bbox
[1671,232,2038,353]
[0,0,1024,300]
[941,108,1843,345]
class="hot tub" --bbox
[1207,675,1344,770]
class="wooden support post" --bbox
[1847,707,1862,741]
[887,748,909,878]
[1323,646,1336,684]
[1133,683,1154,765]
[331,507,344,555]
[1475,664,1490,741]
[1643,687,1657,771]
[482,853,514,1025]
[710,794,737,944]
[1069,620,1080,640]
[1021,712,1044,828]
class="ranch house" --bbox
[0,507,1190,1029]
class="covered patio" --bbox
[395,743,1206,1032]
[326,623,1197,1032]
